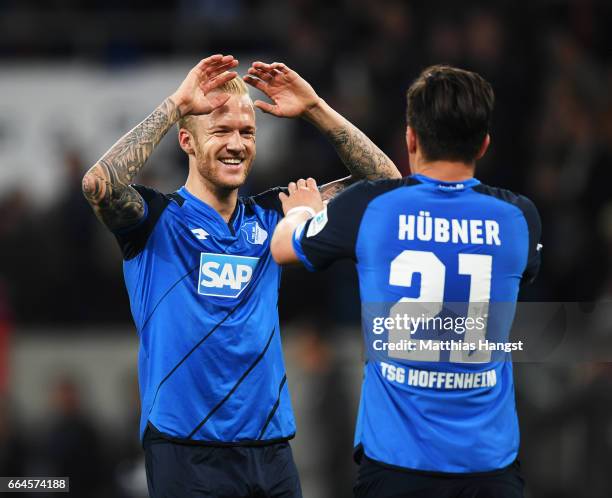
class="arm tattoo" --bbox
[319,176,356,202]
[326,126,401,181]
[82,98,181,231]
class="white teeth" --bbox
[220,158,242,165]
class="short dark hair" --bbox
[406,65,495,163]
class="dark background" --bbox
[0,1,611,497]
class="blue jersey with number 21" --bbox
[292,174,541,473]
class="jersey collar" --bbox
[412,174,480,189]
[178,186,241,235]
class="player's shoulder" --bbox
[116,184,185,260]
[242,186,284,215]
[472,182,539,220]
[127,183,186,225]
[334,176,420,203]
[131,184,185,208]
[353,175,420,193]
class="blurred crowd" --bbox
[1,1,611,497]
[0,371,147,498]
[1,1,611,326]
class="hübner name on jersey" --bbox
[380,361,497,389]
[398,211,501,245]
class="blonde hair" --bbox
[177,74,250,133]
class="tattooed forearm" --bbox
[326,127,401,181]
[319,176,356,202]
[82,98,181,230]
[94,98,181,185]
[302,99,400,181]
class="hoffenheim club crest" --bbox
[241,221,268,245]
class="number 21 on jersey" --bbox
[388,250,492,363]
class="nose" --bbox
[226,130,244,153]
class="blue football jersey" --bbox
[293,174,541,473]
[114,185,295,444]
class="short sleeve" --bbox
[113,184,172,260]
[517,195,542,285]
[292,181,381,271]
[473,184,543,287]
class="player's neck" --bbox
[185,174,238,222]
[412,160,476,182]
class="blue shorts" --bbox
[144,426,302,498]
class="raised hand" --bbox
[278,178,325,216]
[171,54,239,116]
[243,62,320,118]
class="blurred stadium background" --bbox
[1,0,611,497]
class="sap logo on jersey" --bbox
[198,253,259,298]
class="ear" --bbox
[178,128,195,155]
[475,134,490,160]
[406,126,417,154]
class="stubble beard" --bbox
[196,156,252,193]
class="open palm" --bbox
[243,62,320,118]
[172,54,239,116]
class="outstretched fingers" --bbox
[269,62,291,74]
[196,54,224,68]
[253,99,281,116]
[201,70,238,94]
[251,62,287,79]
[194,55,239,86]
[247,66,274,82]
[243,74,268,93]
[204,61,239,81]
[197,54,235,71]
[254,61,295,78]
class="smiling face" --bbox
[182,93,256,191]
